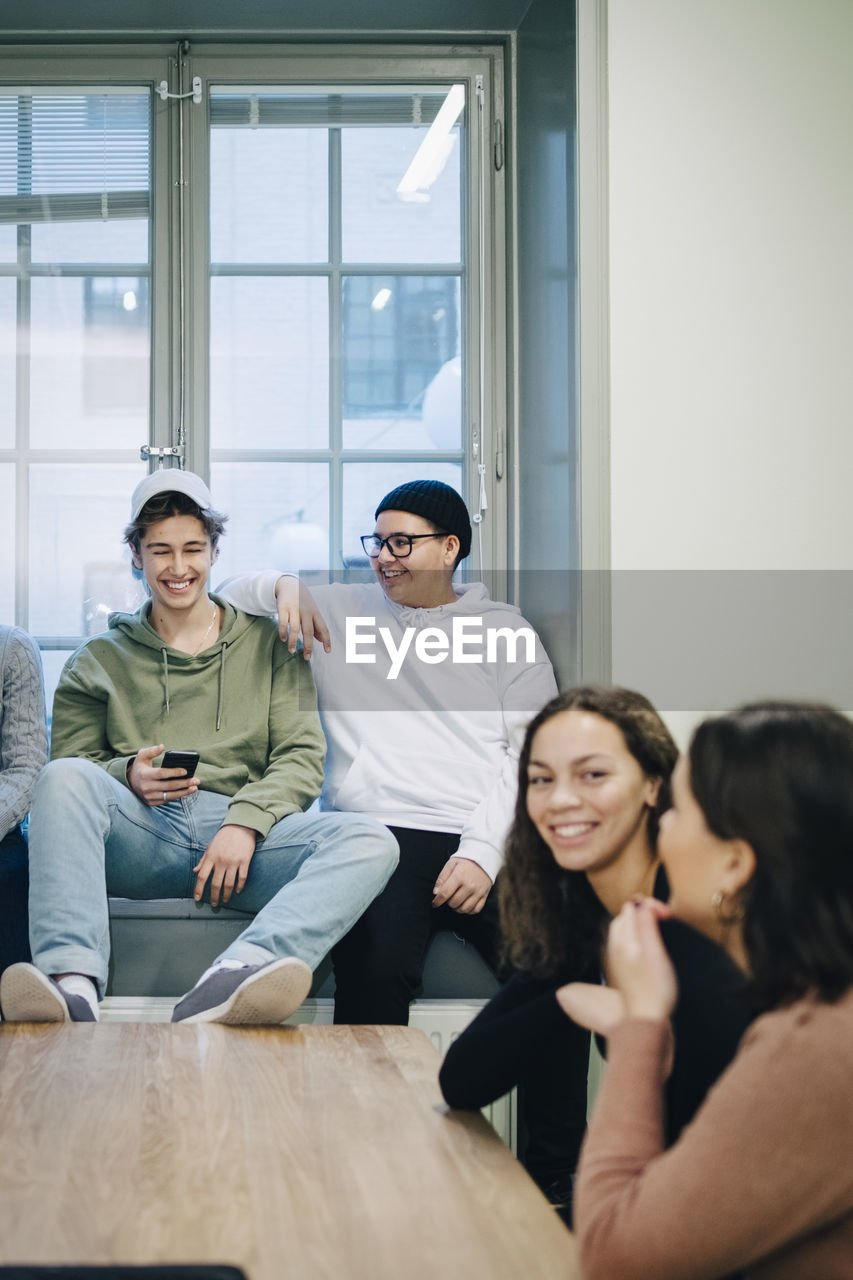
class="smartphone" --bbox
[0,1269,248,1279]
[0,1270,247,1279]
[161,749,200,777]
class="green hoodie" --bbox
[50,596,325,837]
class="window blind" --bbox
[209,88,452,129]
[0,87,150,224]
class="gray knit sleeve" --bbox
[0,625,48,840]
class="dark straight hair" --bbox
[500,685,678,976]
[688,700,853,1009]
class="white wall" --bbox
[599,0,853,730]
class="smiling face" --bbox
[525,709,662,887]
[131,513,216,619]
[371,509,459,609]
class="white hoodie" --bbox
[219,572,557,880]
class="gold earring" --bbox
[711,888,745,925]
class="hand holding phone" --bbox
[127,745,201,807]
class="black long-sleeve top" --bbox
[440,893,753,1149]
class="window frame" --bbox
[0,46,175,648]
[0,41,509,660]
[182,44,508,580]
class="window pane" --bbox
[0,464,14,617]
[342,274,461,450]
[29,276,149,449]
[0,226,15,263]
[210,277,329,450]
[211,461,330,578]
[342,460,462,566]
[210,121,327,264]
[342,117,462,264]
[0,279,15,445]
[28,463,146,637]
[31,218,148,264]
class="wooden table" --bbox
[0,1022,580,1280]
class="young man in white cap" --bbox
[0,470,398,1025]
[221,479,558,1024]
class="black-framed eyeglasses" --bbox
[360,532,446,559]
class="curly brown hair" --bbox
[499,685,678,977]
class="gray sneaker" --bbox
[171,956,312,1026]
[0,963,97,1023]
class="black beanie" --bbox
[375,479,472,561]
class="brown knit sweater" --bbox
[575,988,853,1279]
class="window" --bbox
[0,45,506,693]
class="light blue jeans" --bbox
[28,757,399,996]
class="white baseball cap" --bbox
[130,469,214,522]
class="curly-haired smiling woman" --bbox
[440,687,751,1220]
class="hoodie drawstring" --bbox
[161,648,170,714]
[216,642,226,731]
[159,641,225,730]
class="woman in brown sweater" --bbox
[564,700,853,1279]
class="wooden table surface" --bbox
[0,1021,581,1280]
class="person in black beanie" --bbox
[374,478,473,562]
[220,478,556,1019]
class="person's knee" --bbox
[31,758,114,829]
[34,757,102,804]
[337,817,399,879]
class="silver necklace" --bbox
[192,604,219,655]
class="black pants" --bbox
[332,826,501,1025]
[0,826,31,974]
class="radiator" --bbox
[100,995,517,1151]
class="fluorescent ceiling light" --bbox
[371,287,392,311]
[397,84,465,201]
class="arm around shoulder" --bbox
[216,570,283,616]
[217,571,331,657]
